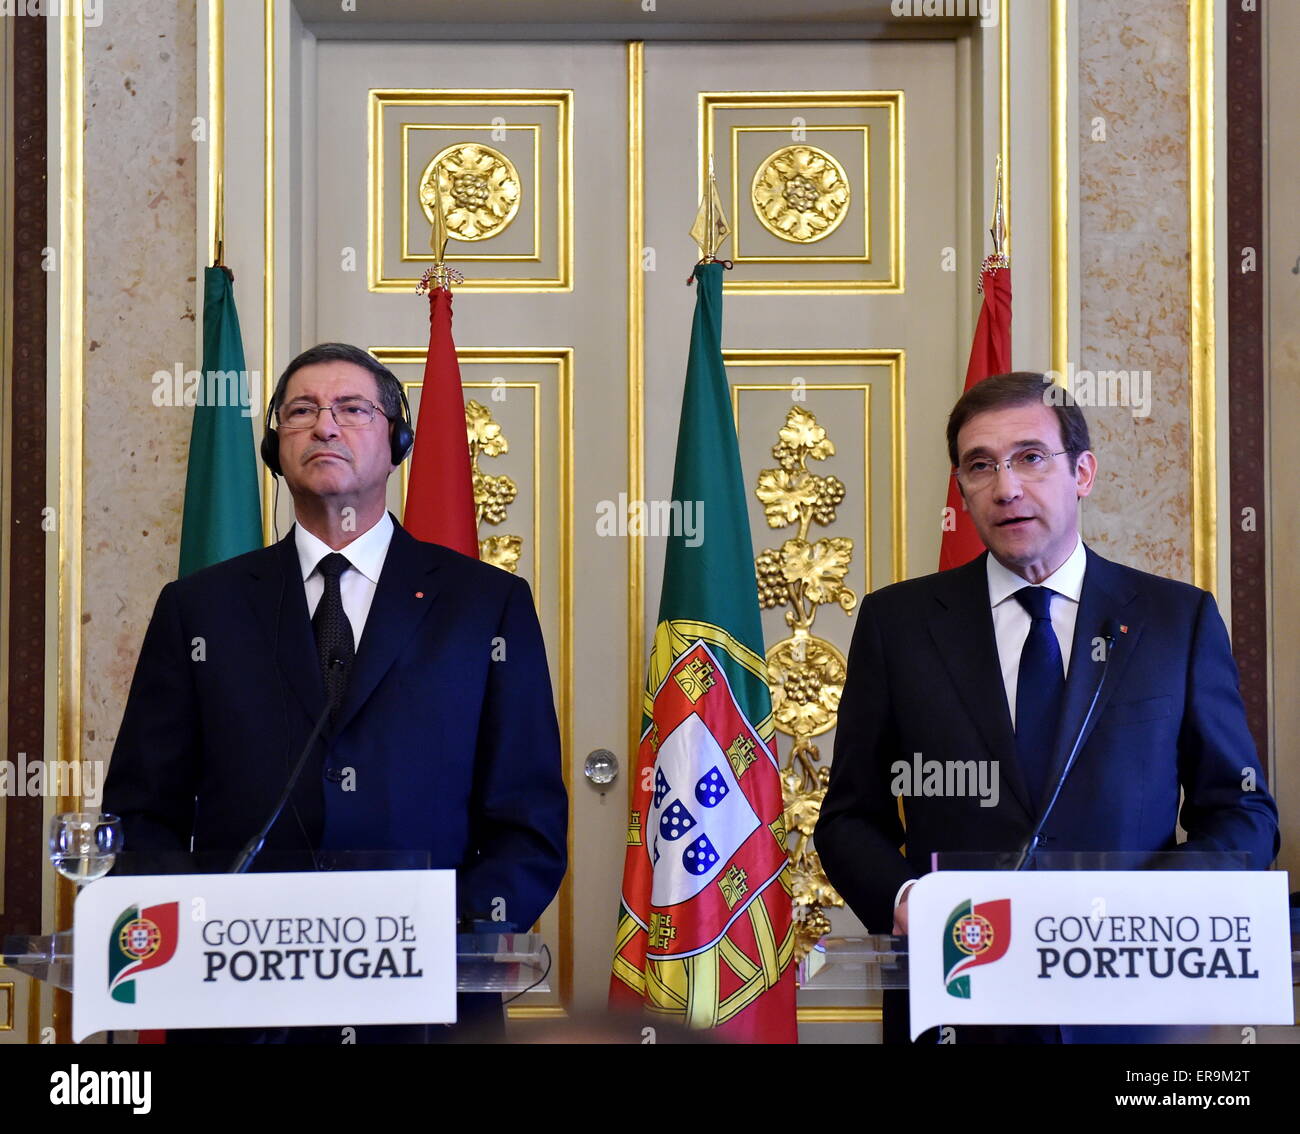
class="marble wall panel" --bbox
[81,3,197,770]
[1077,0,1193,580]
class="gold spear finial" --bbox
[690,153,731,261]
[417,162,463,294]
[990,153,1006,257]
[429,161,449,263]
[427,162,452,288]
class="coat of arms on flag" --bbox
[612,629,796,1037]
[943,897,1012,998]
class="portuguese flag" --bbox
[610,261,797,1042]
[178,265,262,576]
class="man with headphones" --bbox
[102,342,568,1043]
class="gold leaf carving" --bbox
[753,406,857,960]
[774,406,835,466]
[465,399,521,573]
[751,145,851,244]
[420,143,521,242]
[767,635,847,739]
[755,468,818,528]
[779,536,854,607]
[466,399,509,458]
[479,534,522,574]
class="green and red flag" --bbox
[610,260,797,1042]
[178,265,262,576]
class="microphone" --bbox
[229,661,340,874]
[1014,618,1122,871]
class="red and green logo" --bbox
[108,902,179,1003]
[943,898,1011,998]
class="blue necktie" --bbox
[1013,585,1064,810]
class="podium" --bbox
[1,851,551,1040]
[799,853,1297,1041]
[797,930,1300,991]
[1,929,551,996]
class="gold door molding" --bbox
[700,92,903,294]
[372,344,574,1006]
[369,90,573,293]
[727,349,906,586]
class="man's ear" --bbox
[1074,449,1098,498]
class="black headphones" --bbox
[261,379,415,477]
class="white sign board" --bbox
[908,871,1293,1040]
[73,871,456,1042]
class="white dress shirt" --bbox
[894,535,1088,918]
[294,511,395,648]
[986,534,1087,726]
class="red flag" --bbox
[402,286,478,557]
[938,257,1011,571]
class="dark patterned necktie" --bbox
[312,552,354,723]
[1013,585,1065,811]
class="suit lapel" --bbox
[246,530,326,723]
[1038,546,1144,811]
[332,518,443,735]
[927,554,1035,819]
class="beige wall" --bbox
[81,3,197,772]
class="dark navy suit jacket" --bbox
[103,515,567,936]
[815,546,1279,1043]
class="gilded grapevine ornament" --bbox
[465,399,522,573]
[753,406,857,959]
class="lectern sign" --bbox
[73,871,456,1042]
[908,871,1293,1040]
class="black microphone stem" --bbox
[1014,625,1118,871]
[230,679,336,874]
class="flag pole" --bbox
[980,154,1009,290]
[404,161,476,554]
[214,170,225,268]
[991,152,1006,255]
[939,158,1014,571]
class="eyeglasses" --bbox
[277,397,388,430]
[954,448,1071,488]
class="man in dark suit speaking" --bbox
[815,371,1278,1043]
[102,342,567,1041]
